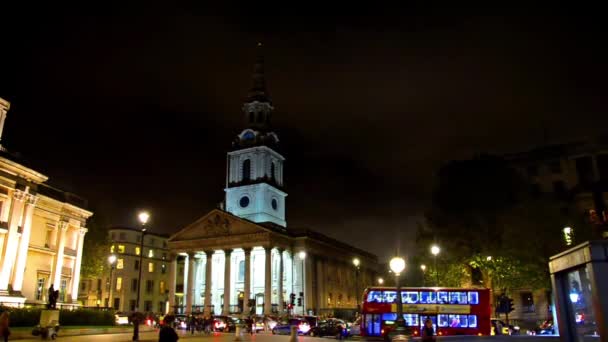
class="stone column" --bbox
[168,253,177,312]
[52,220,69,290]
[278,249,285,313]
[0,190,26,291]
[316,257,325,313]
[194,257,202,307]
[12,194,38,292]
[204,251,213,315]
[264,247,272,314]
[223,250,232,315]
[69,227,87,302]
[185,252,195,314]
[242,248,252,315]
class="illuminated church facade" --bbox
[167,48,378,316]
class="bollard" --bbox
[288,325,298,342]
[234,324,244,341]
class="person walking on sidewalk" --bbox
[0,311,10,342]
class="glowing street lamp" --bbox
[486,256,492,261]
[389,256,407,337]
[431,245,440,286]
[377,277,384,285]
[134,210,149,341]
[298,251,306,315]
[420,264,427,287]
[108,254,117,308]
[353,258,361,310]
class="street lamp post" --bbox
[389,257,407,338]
[353,258,360,311]
[298,251,306,315]
[133,211,149,342]
[431,245,440,287]
[420,264,426,287]
[108,254,117,309]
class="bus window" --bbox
[382,313,397,321]
[403,314,418,327]
[448,315,468,328]
[468,291,479,304]
[437,291,449,304]
[438,314,449,327]
[468,315,478,328]
[383,291,397,303]
[449,292,467,304]
[367,291,384,303]
[402,291,419,303]
[420,291,437,304]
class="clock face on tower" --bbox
[271,198,278,210]
[239,196,250,208]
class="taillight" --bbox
[438,331,443,336]
[381,329,385,335]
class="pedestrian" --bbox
[189,315,196,335]
[0,311,10,342]
[159,315,179,342]
[421,318,435,342]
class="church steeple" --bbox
[242,43,274,132]
[225,44,287,228]
[246,43,271,104]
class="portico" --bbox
[168,210,295,315]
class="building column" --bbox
[242,248,252,315]
[278,248,285,313]
[204,251,213,315]
[223,250,232,315]
[185,252,195,314]
[0,190,26,292]
[12,194,38,293]
[168,253,177,312]
[316,257,325,313]
[264,247,272,314]
[52,220,69,291]
[193,257,202,307]
[69,227,87,302]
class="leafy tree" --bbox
[419,154,593,295]
[80,213,111,278]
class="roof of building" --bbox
[504,135,608,163]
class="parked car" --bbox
[309,319,347,338]
[349,317,361,336]
[272,319,311,335]
[115,312,129,325]
[491,319,520,335]
[252,315,278,332]
[173,314,188,330]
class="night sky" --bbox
[0,5,606,261]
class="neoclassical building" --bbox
[0,97,93,307]
[167,48,378,317]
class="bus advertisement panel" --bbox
[360,287,491,338]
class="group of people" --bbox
[187,314,216,335]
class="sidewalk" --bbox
[9,325,156,340]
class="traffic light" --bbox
[507,297,514,313]
[290,293,296,305]
[297,297,302,306]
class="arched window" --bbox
[242,159,251,181]
[270,162,276,181]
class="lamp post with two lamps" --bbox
[107,254,117,309]
[353,258,361,311]
[389,256,408,338]
[431,245,440,287]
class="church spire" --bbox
[246,42,271,104]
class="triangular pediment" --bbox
[169,209,270,242]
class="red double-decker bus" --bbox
[360,287,491,338]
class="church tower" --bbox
[224,45,287,227]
